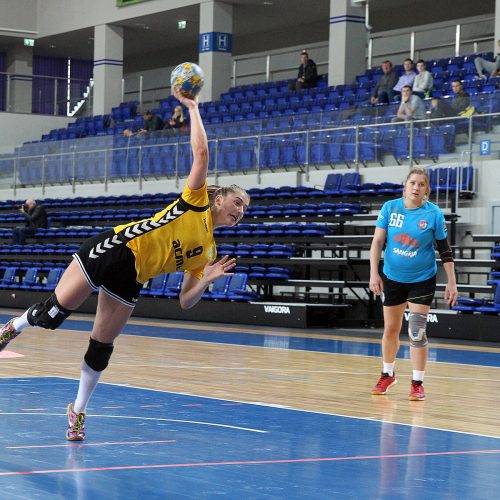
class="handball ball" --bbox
[171,62,204,99]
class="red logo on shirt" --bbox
[418,220,427,230]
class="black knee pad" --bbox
[84,337,114,372]
[27,294,73,330]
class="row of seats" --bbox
[215,223,333,237]
[0,242,297,259]
[10,125,467,185]
[0,223,333,240]
[0,266,259,302]
[453,272,500,314]
[201,274,259,301]
[0,266,63,291]
[0,244,79,256]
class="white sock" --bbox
[74,361,102,414]
[383,362,395,377]
[413,370,425,382]
[12,310,32,331]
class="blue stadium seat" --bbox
[142,273,168,297]
[203,275,231,300]
[226,273,258,301]
[164,271,184,297]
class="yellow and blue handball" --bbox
[170,62,204,99]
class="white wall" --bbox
[0,112,72,153]
[0,0,37,35]
[35,0,196,38]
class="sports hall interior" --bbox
[0,1,498,498]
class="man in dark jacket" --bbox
[141,111,164,132]
[12,199,48,245]
[289,50,318,91]
[370,60,399,104]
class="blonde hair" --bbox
[207,184,250,207]
[404,167,430,200]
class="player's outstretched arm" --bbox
[173,89,209,190]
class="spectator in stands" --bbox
[449,79,471,115]
[393,86,426,122]
[288,50,318,91]
[429,80,471,120]
[370,60,399,104]
[369,167,458,402]
[412,59,433,98]
[474,39,500,80]
[165,105,187,131]
[12,198,48,245]
[393,58,416,96]
[0,88,250,442]
[140,110,164,133]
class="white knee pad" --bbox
[408,312,428,348]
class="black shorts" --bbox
[73,229,143,307]
[382,274,436,307]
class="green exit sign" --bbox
[24,38,35,47]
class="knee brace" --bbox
[408,312,428,348]
[84,337,114,372]
[27,294,73,330]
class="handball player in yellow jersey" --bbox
[0,89,250,440]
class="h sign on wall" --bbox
[199,32,233,53]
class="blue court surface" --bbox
[0,377,499,499]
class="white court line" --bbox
[0,411,267,434]
[78,378,500,442]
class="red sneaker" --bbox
[409,380,425,401]
[372,372,397,395]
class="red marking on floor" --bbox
[0,351,24,359]
[181,404,203,406]
[1,449,499,475]
[140,405,163,408]
[6,439,177,449]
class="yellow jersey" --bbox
[114,182,216,284]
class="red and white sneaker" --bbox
[66,402,86,441]
[0,319,20,352]
[409,380,426,401]
[372,372,397,395]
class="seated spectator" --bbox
[370,60,399,104]
[140,110,164,133]
[412,59,433,98]
[288,50,318,91]
[393,86,426,122]
[165,105,187,131]
[393,58,417,96]
[475,40,500,80]
[430,81,472,120]
[449,79,471,115]
[12,199,48,245]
